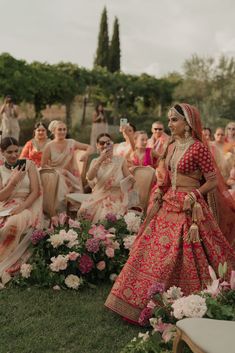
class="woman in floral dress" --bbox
[105,103,235,323]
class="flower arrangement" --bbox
[120,263,235,353]
[10,212,142,290]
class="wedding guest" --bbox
[78,133,135,223]
[202,127,212,142]
[147,121,169,155]
[0,137,43,277]
[0,95,20,140]
[90,103,108,149]
[20,121,50,167]
[105,103,235,324]
[130,131,159,169]
[210,128,232,180]
[113,123,136,159]
[41,120,94,213]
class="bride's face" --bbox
[168,113,187,138]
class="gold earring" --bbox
[185,125,190,139]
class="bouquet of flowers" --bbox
[10,212,142,290]
[120,263,235,353]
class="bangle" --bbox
[194,189,202,199]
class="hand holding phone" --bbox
[120,118,128,127]
[16,159,27,171]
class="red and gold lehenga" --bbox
[105,104,235,323]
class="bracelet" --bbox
[188,192,196,205]
[194,189,202,200]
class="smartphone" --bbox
[17,159,27,171]
[120,118,128,127]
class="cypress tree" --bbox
[94,7,109,69]
[109,17,121,72]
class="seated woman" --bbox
[0,137,43,277]
[129,131,159,169]
[20,121,50,167]
[78,133,135,223]
[41,120,94,214]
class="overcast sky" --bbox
[1,0,235,77]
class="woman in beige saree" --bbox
[78,133,135,223]
[0,137,43,278]
[41,120,94,214]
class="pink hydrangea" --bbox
[31,230,47,245]
[105,213,117,222]
[138,307,153,326]
[78,255,94,274]
[85,238,100,253]
[147,282,165,299]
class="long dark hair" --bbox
[1,137,19,152]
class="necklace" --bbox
[170,137,194,190]
[4,161,17,170]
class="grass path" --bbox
[0,284,141,353]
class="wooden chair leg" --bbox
[173,328,185,353]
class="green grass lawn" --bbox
[0,284,141,353]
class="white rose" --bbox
[123,235,137,250]
[65,275,81,290]
[20,264,32,279]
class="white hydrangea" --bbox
[124,212,141,234]
[123,235,137,250]
[65,274,81,290]
[165,286,183,301]
[20,264,32,278]
[172,294,207,319]
[49,255,69,272]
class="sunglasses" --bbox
[153,128,163,131]
[98,140,112,146]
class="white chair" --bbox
[173,318,235,353]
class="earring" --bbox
[185,125,190,139]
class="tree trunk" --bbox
[65,101,72,133]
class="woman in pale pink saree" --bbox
[78,133,135,223]
[41,120,94,214]
[0,137,43,278]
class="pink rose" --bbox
[97,261,106,271]
[105,247,115,258]
[58,212,68,226]
[68,252,80,261]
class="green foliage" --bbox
[109,17,121,73]
[174,54,235,126]
[94,7,109,69]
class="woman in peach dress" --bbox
[41,120,94,214]
[0,137,43,278]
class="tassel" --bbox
[187,223,201,243]
[192,202,205,223]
